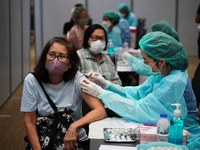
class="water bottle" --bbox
[123,40,129,51]
[117,45,124,62]
[157,114,170,142]
[108,39,114,54]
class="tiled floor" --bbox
[0,51,199,149]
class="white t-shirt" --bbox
[20,71,87,141]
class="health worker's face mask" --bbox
[45,59,69,76]
[143,60,163,76]
[101,21,111,28]
[120,13,126,18]
[89,40,106,54]
[79,18,89,26]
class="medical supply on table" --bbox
[137,142,189,150]
[139,126,157,144]
[108,39,114,54]
[104,128,137,142]
[117,45,124,62]
[139,126,187,145]
[144,124,156,127]
[156,114,170,142]
[123,40,129,51]
[169,103,184,145]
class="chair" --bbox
[108,54,116,64]
[192,61,200,108]
[191,61,200,125]
[135,18,147,49]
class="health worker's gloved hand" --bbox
[127,49,141,57]
[80,79,104,98]
[85,71,109,89]
[122,51,132,61]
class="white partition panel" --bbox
[35,0,43,60]
[42,0,85,46]
[134,0,176,34]
[0,0,10,106]
[88,0,131,24]
[10,0,22,92]
[178,0,199,56]
[22,0,31,78]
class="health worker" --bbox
[123,20,199,125]
[80,31,200,149]
[123,21,181,76]
[118,3,137,27]
[102,10,123,47]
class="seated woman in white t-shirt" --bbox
[20,37,106,150]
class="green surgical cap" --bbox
[151,21,180,42]
[139,31,188,71]
[104,10,120,22]
[118,3,130,13]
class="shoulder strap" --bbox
[31,73,57,111]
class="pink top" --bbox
[68,24,85,50]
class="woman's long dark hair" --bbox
[34,37,80,83]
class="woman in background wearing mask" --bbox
[68,6,89,50]
[102,10,123,47]
[20,37,107,150]
[77,24,122,85]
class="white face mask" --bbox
[120,13,126,18]
[101,21,111,28]
[143,60,163,76]
[89,40,106,54]
[79,18,89,26]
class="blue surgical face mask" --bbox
[143,60,163,76]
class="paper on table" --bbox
[115,118,144,128]
[99,145,137,150]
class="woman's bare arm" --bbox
[24,111,42,150]
[64,89,107,150]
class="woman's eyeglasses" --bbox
[90,35,106,41]
[47,53,69,62]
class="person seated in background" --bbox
[21,37,106,150]
[63,4,92,40]
[68,6,89,50]
[118,3,137,27]
[80,32,200,150]
[117,18,131,45]
[77,24,122,85]
[123,20,199,135]
[102,10,123,47]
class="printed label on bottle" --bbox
[157,126,169,134]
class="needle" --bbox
[96,66,101,73]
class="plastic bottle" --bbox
[123,40,129,51]
[156,114,170,142]
[108,39,114,54]
[168,103,184,145]
[117,45,124,62]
